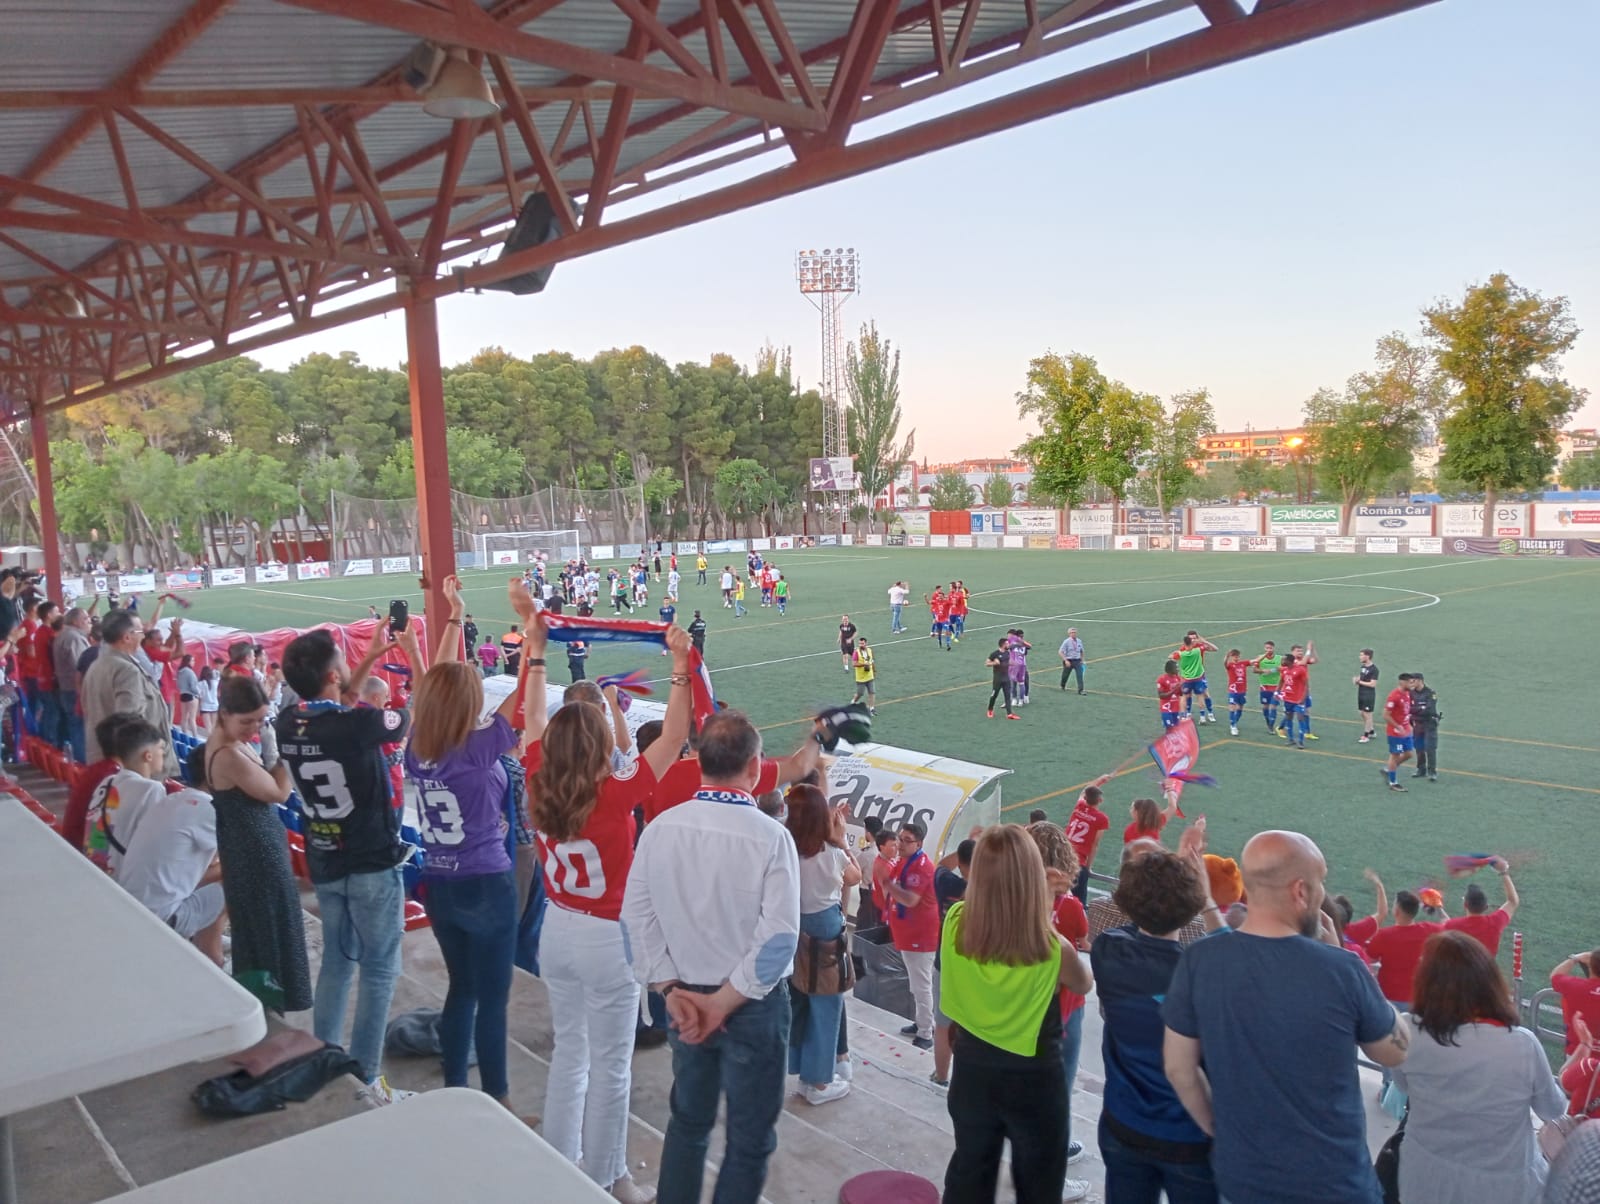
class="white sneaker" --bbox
[356,1076,416,1108]
[1062,1180,1091,1202]
[802,1080,851,1105]
[834,1059,854,1082]
[1230,724,1239,736]
[608,1173,657,1204]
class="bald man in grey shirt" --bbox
[1059,629,1086,694]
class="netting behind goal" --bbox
[330,492,421,573]
[473,529,582,567]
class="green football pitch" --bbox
[169,548,1596,975]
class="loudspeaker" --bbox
[483,194,563,295]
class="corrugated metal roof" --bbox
[4,0,1333,406]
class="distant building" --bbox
[918,457,1033,502]
[1194,427,1308,471]
[1559,428,1599,463]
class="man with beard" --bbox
[1162,831,1410,1204]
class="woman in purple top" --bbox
[404,575,539,1106]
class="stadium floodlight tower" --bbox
[795,247,860,459]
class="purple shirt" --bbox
[405,713,518,877]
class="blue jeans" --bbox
[1060,1005,1084,1148]
[734,596,746,616]
[659,983,789,1204]
[424,870,517,1099]
[1099,1114,1218,1204]
[789,906,845,1086]
[313,867,405,1082]
[57,689,85,761]
[890,603,904,631]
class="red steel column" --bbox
[404,291,454,652]
[30,406,63,597]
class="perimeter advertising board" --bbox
[1190,506,1262,535]
[1069,509,1113,536]
[1353,505,1432,535]
[255,564,289,582]
[1005,509,1059,534]
[118,572,157,592]
[343,559,375,576]
[1268,506,1342,536]
[1533,503,1600,538]
[891,510,931,536]
[381,556,413,574]
[970,511,1004,534]
[212,567,247,586]
[1438,504,1529,537]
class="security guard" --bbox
[1409,672,1441,781]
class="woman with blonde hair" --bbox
[940,824,1094,1204]
[1395,929,1566,1204]
[524,602,694,1204]
[785,783,862,1105]
[404,576,537,1110]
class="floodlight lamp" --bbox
[423,48,498,119]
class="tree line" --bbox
[1012,274,1588,533]
[29,344,830,565]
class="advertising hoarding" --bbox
[1268,505,1342,536]
[1190,506,1262,535]
[1353,504,1433,535]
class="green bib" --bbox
[1177,647,1205,680]
[1257,654,1282,686]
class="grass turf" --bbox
[169,548,1596,979]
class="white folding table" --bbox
[111,1087,613,1202]
[0,796,267,1202]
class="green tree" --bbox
[714,458,778,537]
[1425,274,1585,531]
[1142,388,1216,514]
[1089,385,1159,517]
[843,322,915,531]
[1561,454,1600,490]
[1302,385,1423,531]
[926,470,976,510]
[1233,456,1268,501]
[375,427,524,498]
[981,475,1015,507]
[1015,353,1106,506]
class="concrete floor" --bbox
[11,761,1401,1202]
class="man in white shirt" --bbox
[719,567,736,608]
[621,711,800,1204]
[887,581,909,633]
[1059,627,1086,694]
[115,785,227,964]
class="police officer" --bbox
[687,609,707,655]
[1409,671,1441,781]
[461,612,478,657]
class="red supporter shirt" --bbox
[526,742,658,922]
[1122,815,1167,845]
[1053,893,1088,1018]
[62,757,120,852]
[1366,922,1441,1002]
[1443,909,1512,956]
[1562,1054,1600,1116]
[1278,663,1308,705]
[1157,673,1184,713]
[15,619,39,682]
[1064,799,1110,868]
[1345,914,1380,948]
[873,854,898,916]
[1385,688,1412,736]
[1553,975,1600,1055]
[1225,661,1250,694]
[886,849,940,953]
[646,756,779,822]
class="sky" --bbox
[252,0,1600,465]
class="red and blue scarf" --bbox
[540,613,719,727]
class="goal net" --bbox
[473,529,582,568]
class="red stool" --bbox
[838,1172,941,1204]
[403,899,431,932]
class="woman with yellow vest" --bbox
[939,824,1094,1204]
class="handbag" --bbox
[1374,1106,1406,1204]
[1539,1055,1600,1162]
[792,929,856,995]
[192,1044,360,1118]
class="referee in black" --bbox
[1410,672,1441,781]
[1354,648,1379,742]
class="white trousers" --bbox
[902,950,937,1040]
[540,905,641,1189]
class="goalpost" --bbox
[472,529,583,568]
